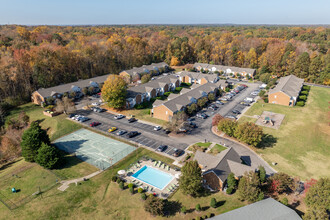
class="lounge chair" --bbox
[132,179,136,183]
[154,161,158,166]
[150,187,153,192]
[158,161,162,167]
[168,166,170,171]
[144,186,149,191]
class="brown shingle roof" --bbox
[269,75,304,98]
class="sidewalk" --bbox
[57,170,103,191]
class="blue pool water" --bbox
[132,165,174,190]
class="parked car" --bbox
[154,126,161,131]
[208,106,217,111]
[196,113,208,119]
[232,109,241,115]
[240,102,250,106]
[157,145,167,152]
[178,127,187,133]
[188,122,197,128]
[164,129,171,134]
[127,131,139,138]
[220,97,228,101]
[108,127,117,132]
[114,114,125,120]
[172,148,184,157]
[241,84,248,88]
[116,130,127,136]
[225,115,237,120]
[216,100,224,105]
[91,102,100,106]
[78,116,89,122]
[234,89,240,94]
[128,117,137,123]
[89,122,100,127]
[244,97,254,103]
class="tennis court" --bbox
[53,129,136,170]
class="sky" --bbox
[0,0,329,25]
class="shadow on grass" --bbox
[258,134,277,149]
[0,158,23,171]
[216,200,226,207]
[164,200,182,216]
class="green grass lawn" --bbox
[188,142,212,153]
[0,147,246,219]
[242,86,330,180]
[210,144,227,155]
[0,160,58,206]
[6,103,82,141]
[196,142,212,148]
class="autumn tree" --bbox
[295,52,310,79]
[212,114,223,126]
[217,119,237,137]
[268,172,294,194]
[197,97,208,108]
[141,73,152,84]
[102,75,127,109]
[234,122,263,147]
[144,196,165,216]
[179,160,203,197]
[237,171,263,202]
[170,56,180,66]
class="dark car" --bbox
[164,129,171,134]
[240,102,250,106]
[172,148,184,157]
[232,110,241,114]
[89,122,101,127]
[188,122,197,128]
[128,117,137,123]
[157,145,168,152]
[116,130,127,136]
[127,131,139,138]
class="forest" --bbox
[0,25,329,108]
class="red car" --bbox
[89,122,101,127]
[241,84,248,88]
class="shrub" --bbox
[281,197,289,206]
[164,92,171,96]
[210,198,217,208]
[226,187,233,194]
[111,176,118,182]
[299,95,307,101]
[135,104,144,109]
[196,217,202,220]
[258,192,264,201]
[264,98,269,103]
[296,101,305,106]
[303,85,310,91]
[128,183,134,189]
[141,193,147,200]
[258,90,265,97]
[195,204,201,212]
[119,182,124,190]
[138,187,144,193]
[156,96,162,100]
[181,206,187,214]
[129,187,134,194]
[300,90,308,95]
[175,87,183,92]
[209,213,214,218]
[116,178,122,184]
[204,215,208,219]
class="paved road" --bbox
[71,81,276,175]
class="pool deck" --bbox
[122,159,180,198]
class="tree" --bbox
[35,143,61,169]
[141,74,152,84]
[102,75,127,109]
[217,119,237,137]
[56,97,76,114]
[179,160,203,197]
[165,111,188,133]
[227,172,237,191]
[170,56,180,66]
[187,103,198,115]
[305,178,330,217]
[268,172,294,194]
[21,122,50,162]
[144,196,165,216]
[237,171,262,202]
[208,93,216,101]
[234,122,263,147]
[258,166,266,183]
[210,198,217,208]
[212,114,224,126]
[295,52,310,79]
[195,204,201,212]
[197,97,208,108]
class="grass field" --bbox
[6,103,82,141]
[0,160,59,208]
[241,86,330,180]
[0,148,246,219]
[210,144,227,155]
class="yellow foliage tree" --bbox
[170,56,180,66]
[101,75,127,109]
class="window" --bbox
[166,111,168,115]
[274,95,277,98]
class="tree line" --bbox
[0,25,329,109]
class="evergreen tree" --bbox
[258,166,266,183]
[179,160,203,197]
[35,143,61,169]
[21,121,50,162]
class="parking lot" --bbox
[188,82,260,130]
[71,109,188,157]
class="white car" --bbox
[114,114,125,120]
[154,126,162,131]
[92,102,100,106]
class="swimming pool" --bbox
[132,165,174,190]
